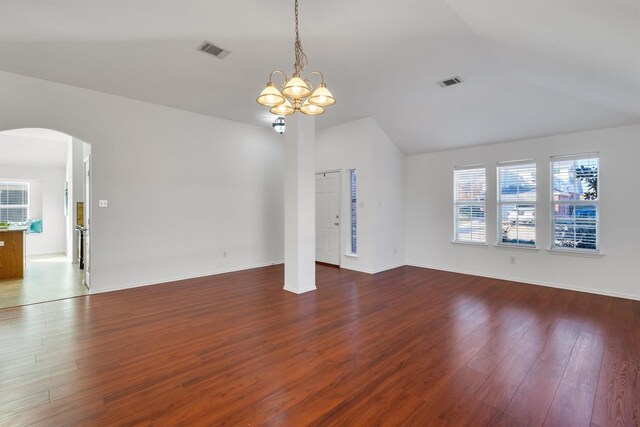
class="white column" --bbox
[283,114,316,294]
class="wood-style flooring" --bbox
[1,265,638,426]
[0,254,86,310]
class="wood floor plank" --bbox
[561,330,605,394]
[590,332,640,427]
[543,383,595,427]
[0,264,637,425]
[475,337,543,411]
[502,317,582,426]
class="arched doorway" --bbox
[0,128,91,308]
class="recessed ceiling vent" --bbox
[197,41,230,59]
[437,76,463,88]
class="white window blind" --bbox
[551,155,599,251]
[497,161,536,246]
[349,169,357,254]
[454,166,486,243]
[0,182,29,223]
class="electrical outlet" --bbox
[510,256,516,264]
[98,200,108,208]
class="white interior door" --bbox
[316,171,340,265]
[83,156,91,289]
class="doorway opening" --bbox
[315,170,341,266]
[0,128,92,309]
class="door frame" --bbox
[315,169,342,267]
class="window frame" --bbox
[0,182,30,223]
[496,160,537,248]
[453,165,487,244]
[348,168,357,255]
[550,153,600,253]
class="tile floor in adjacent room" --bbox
[0,253,87,309]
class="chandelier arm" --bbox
[303,79,313,92]
[306,71,325,85]
[269,70,289,87]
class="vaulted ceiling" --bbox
[1,0,638,154]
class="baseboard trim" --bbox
[338,265,375,274]
[91,261,284,294]
[371,263,405,274]
[406,262,640,301]
[283,285,317,294]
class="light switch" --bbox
[99,200,108,208]
[0,241,4,247]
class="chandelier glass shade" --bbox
[256,0,335,116]
[257,83,285,107]
[269,98,295,116]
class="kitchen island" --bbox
[0,226,27,279]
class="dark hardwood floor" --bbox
[1,265,638,426]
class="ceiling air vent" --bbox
[437,76,463,88]
[197,41,230,59]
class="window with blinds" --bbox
[349,169,357,254]
[0,182,29,223]
[497,161,536,246]
[454,166,486,243]
[551,154,599,251]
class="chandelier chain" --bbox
[293,0,308,75]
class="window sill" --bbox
[495,244,540,252]
[451,241,488,247]
[547,248,604,258]
[344,253,358,258]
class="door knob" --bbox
[334,222,340,226]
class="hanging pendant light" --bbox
[272,117,286,134]
[256,0,335,116]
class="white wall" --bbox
[405,125,640,300]
[316,117,404,274]
[0,71,284,293]
[3,71,636,301]
[371,121,405,272]
[0,165,67,255]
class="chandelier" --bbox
[256,0,335,116]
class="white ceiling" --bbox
[0,129,70,168]
[0,0,638,154]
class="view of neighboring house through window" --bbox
[497,161,536,246]
[551,154,599,251]
[454,166,486,243]
[0,182,29,223]
[349,169,357,254]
